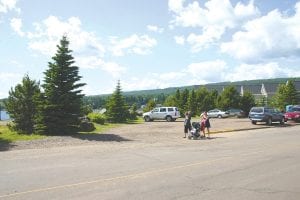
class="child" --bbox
[183,111,192,138]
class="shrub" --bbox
[87,112,106,125]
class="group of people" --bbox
[183,111,211,139]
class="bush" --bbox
[87,113,106,125]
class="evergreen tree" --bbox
[187,89,197,116]
[209,89,219,110]
[217,85,241,110]
[272,80,299,110]
[174,89,181,107]
[285,80,299,105]
[144,99,156,112]
[179,88,189,113]
[39,36,86,134]
[196,87,210,114]
[239,91,255,115]
[5,75,41,134]
[106,80,129,123]
[164,95,177,107]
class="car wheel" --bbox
[144,116,151,122]
[166,116,172,122]
[267,118,272,125]
[251,121,257,125]
[280,117,285,125]
[217,115,222,119]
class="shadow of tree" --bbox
[0,138,15,151]
[71,133,133,142]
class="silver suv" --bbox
[143,107,180,122]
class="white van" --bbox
[143,107,180,122]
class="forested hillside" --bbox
[83,77,300,109]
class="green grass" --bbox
[0,125,45,142]
[83,117,144,134]
[0,117,144,141]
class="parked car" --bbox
[207,109,229,118]
[248,107,286,125]
[284,106,300,122]
[226,108,245,118]
[143,107,180,122]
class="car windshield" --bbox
[251,108,263,113]
[292,107,300,112]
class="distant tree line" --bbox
[82,80,299,119]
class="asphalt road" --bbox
[0,125,300,200]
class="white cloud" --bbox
[186,60,228,81]
[26,16,105,56]
[168,0,185,13]
[221,2,300,63]
[227,62,300,81]
[76,56,126,78]
[122,73,184,91]
[0,0,20,13]
[102,62,126,78]
[0,72,23,98]
[110,34,157,56]
[10,17,24,36]
[174,35,185,45]
[147,25,164,33]
[169,0,259,52]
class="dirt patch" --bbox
[3,118,278,151]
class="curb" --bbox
[209,122,299,134]
[210,126,272,134]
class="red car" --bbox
[285,106,300,122]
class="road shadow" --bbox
[0,138,15,151]
[71,133,133,142]
[188,136,225,140]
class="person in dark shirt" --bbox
[184,111,192,138]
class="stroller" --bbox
[188,122,201,139]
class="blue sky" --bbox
[1,0,300,98]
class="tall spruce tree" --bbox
[106,80,129,123]
[40,36,86,134]
[5,75,41,134]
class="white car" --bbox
[143,107,180,122]
[207,109,229,118]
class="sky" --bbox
[1,0,300,98]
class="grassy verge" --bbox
[0,117,145,141]
[0,125,45,142]
[81,117,144,134]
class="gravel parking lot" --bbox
[2,117,293,151]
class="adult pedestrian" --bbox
[183,111,192,138]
